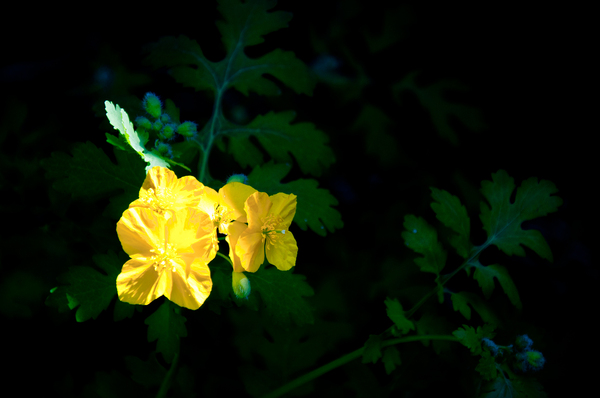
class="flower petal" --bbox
[269,193,297,227]
[117,207,164,257]
[116,257,162,305]
[245,192,272,229]
[266,230,297,271]
[220,182,257,223]
[226,220,248,273]
[166,257,212,310]
[236,229,265,272]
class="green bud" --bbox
[226,174,248,184]
[143,92,162,119]
[135,116,152,130]
[232,271,251,300]
[177,121,198,138]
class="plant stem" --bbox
[156,351,180,398]
[261,335,459,398]
[217,251,233,265]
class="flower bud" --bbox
[159,124,177,141]
[154,140,173,159]
[232,271,251,299]
[226,174,248,184]
[177,121,198,138]
[143,92,162,119]
[515,335,533,351]
[135,116,152,130]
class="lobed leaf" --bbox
[472,262,522,310]
[144,0,314,97]
[361,334,383,364]
[402,214,447,274]
[430,187,471,258]
[382,346,402,375]
[41,141,145,205]
[145,300,188,364]
[246,266,314,329]
[450,291,500,325]
[384,297,415,335]
[48,251,122,322]
[222,111,334,176]
[105,100,170,173]
[453,324,496,356]
[247,162,343,236]
[479,170,562,261]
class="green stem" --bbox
[217,251,233,265]
[261,335,459,398]
[156,351,180,398]
[198,86,225,184]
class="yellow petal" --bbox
[116,257,162,305]
[244,192,272,228]
[220,182,257,223]
[165,257,212,310]
[236,230,265,273]
[117,207,165,257]
[269,193,297,227]
[225,220,248,273]
[265,230,297,271]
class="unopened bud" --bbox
[232,271,251,299]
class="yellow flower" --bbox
[235,192,298,272]
[129,166,205,220]
[197,182,257,234]
[116,206,216,310]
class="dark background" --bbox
[1,1,595,396]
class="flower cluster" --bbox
[115,166,298,310]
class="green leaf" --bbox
[480,371,547,398]
[472,262,522,309]
[453,324,496,356]
[393,71,486,145]
[384,297,415,335]
[401,214,447,274]
[430,187,471,258]
[450,291,500,325]
[222,110,334,176]
[247,162,343,236]
[382,346,402,375]
[479,170,562,261]
[105,100,170,173]
[124,353,166,389]
[50,251,122,322]
[476,351,498,381]
[144,0,314,97]
[41,141,145,219]
[361,334,383,364]
[145,300,187,364]
[246,266,314,329]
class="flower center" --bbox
[212,203,234,234]
[149,242,178,273]
[140,187,176,218]
[261,214,286,246]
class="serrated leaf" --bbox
[41,141,145,202]
[480,371,547,398]
[384,297,415,335]
[382,346,402,375]
[476,351,499,381]
[247,162,342,236]
[222,110,334,176]
[430,187,471,258]
[393,71,485,145]
[124,353,166,389]
[362,334,383,364]
[450,291,500,325]
[246,266,314,329]
[401,214,447,274]
[144,0,314,97]
[472,262,522,309]
[105,100,170,173]
[453,324,496,356]
[145,300,187,364]
[52,251,122,322]
[479,170,562,261]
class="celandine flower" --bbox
[236,192,298,272]
[116,206,216,310]
[129,166,205,220]
[197,182,257,234]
